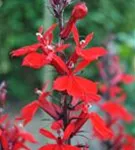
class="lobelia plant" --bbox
[9,0,119,149]
[98,52,135,150]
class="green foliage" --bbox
[0,0,44,100]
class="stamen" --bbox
[80,40,85,45]
[35,88,42,95]
[68,61,75,69]
[88,103,92,109]
[47,45,54,50]
[36,32,43,38]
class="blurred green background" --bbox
[0,0,135,134]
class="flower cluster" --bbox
[0,1,133,150]
[98,52,135,149]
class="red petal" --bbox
[102,102,133,123]
[72,24,79,46]
[42,24,57,45]
[19,131,37,143]
[39,144,55,150]
[22,52,48,69]
[0,129,2,136]
[82,32,94,48]
[51,120,63,130]
[60,17,75,39]
[70,76,99,102]
[1,135,8,149]
[73,60,90,73]
[18,101,39,125]
[55,44,70,52]
[82,47,107,61]
[121,74,135,84]
[40,128,56,140]
[52,55,69,74]
[73,112,89,135]
[43,23,57,39]
[63,123,75,140]
[11,43,41,57]
[89,113,113,140]
[38,92,62,120]
[13,142,30,150]
[54,75,100,102]
[53,76,69,91]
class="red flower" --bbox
[102,102,133,123]
[53,29,106,102]
[71,25,107,62]
[54,75,100,102]
[11,24,69,72]
[39,124,80,150]
[54,28,107,102]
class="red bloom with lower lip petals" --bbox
[53,24,108,103]
[71,25,107,62]
[11,24,69,73]
[54,75,100,102]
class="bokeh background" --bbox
[0,0,135,148]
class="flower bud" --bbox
[71,2,88,20]
[60,2,88,39]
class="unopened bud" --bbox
[71,2,88,20]
[60,2,88,39]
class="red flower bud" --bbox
[71,2,88,20]
[60,2,88,39]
